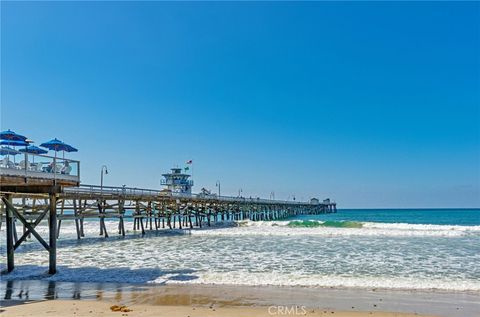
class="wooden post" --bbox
[22,198,26,239]
[12,217,18,243]
[148,202,152,230]
[140,215,145,235]
[74,199,81,240]
[119,200,125,236]
[188,213,193,229]
[98,201,104,236]
[0,201,3,231]
[5,194,15,272]
[49,193,57,274]
[57,199,65,239]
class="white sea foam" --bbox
[16,219,480,238]
[161,272,480,292]
[1,219,479,293]
[189,220,480,237]
[3,266,478,292]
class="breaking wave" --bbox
[287,220,363,228]
[192,220,480,237]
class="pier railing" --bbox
[0,152,80,183]
[160,179,194,186]
[64,184,310,205]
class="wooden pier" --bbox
[1,166,336,275]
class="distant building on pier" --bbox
[160,167,194,194]
[310,198,320,205]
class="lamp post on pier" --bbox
[100,165,108,193]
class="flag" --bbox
[186,160,193,164]
[184,166,190,171]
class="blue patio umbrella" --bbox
[0,129,27,141]
[0,139,29,147]
[0,147,19,155]
[40,138,78,160]
[40,138,77,152]
[19,145,48,164]
[0,147,19,167]
[0,139,29,163]
[19,145,48,155]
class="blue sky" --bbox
[1,2,479,208]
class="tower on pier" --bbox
[161,167,194,194]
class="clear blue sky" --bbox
[1,2,479,208]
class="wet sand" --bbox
[1,282,479,317]
[1,300,439,317]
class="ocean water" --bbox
[1,208,479,292]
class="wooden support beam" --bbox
[49,194,57,274]
[12,217,18,244]
[97,200,109,238]
[4,194,14,272]
[119,199,125,236]
[140,215,145,235]
[56,199,65,239]
[2,197,50,252]
[73,199,81,240]
[14,207,49,250]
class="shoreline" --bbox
[1,280,479,317]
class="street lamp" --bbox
[216,180,221,197]
[100,165,108,192]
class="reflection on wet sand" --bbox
[1,280,146,303]
[1,280,480,317]
[1,280,252,307]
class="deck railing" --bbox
[64,184,312,205]
[160,179,194,186]
[0,152,80,182]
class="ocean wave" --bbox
[2,219,478,241]
[161,272,480,292]
[3,266,478,292]
[1,219,478,294]
[191,220,480,237]
[287,220,363,228]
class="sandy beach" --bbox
[1,299,440,317]
[1,282,479,317]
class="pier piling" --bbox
[48,194,57,274]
